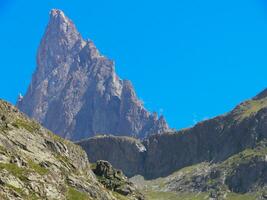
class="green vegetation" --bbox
[0,163,29,181]
[55,154,73,169]
[112,192,129,200]
[6,184,24,196]
[233,97,267,120]
[47,130,65,142]
[226,192,257,200]
[144,191,260,200]
[0,160,49,181]
[220,143,267,172]
[66,187,90,200]
[6,184,39,200]
[0,145,7,154]
[90,162,96,170]
[144,191,208,200]
[28,160,49,175]
[11,118,40,133]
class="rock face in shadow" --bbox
[17,9,169,141]
[79,135,146,177]
[78,89,267,179]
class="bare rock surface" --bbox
[17,9,169,141]
[92,160,145,200]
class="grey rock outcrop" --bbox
[17,9,169,141]
[92,160,145,200]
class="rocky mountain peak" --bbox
[18,9,170,140]
[48,9,80,39]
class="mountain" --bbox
[77,89,267,187]
[17,9,169,141]
[0,99,144,200]
[131,142,267,199]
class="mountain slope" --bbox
[0,99,143,200]
[131,141,267,200]
[17,9,169,140]
[78,89,267,179]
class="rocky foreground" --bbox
[0,99,143,200]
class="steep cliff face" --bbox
[79,135,146,177]
[17,9,169,141]
[144,88,267,178]
[78,89,267,179]
[0,99,143,200]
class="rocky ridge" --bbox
[78,88,267,180]
[0,99,143,200]
[17,9,169,141]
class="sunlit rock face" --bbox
[18,9,169,141]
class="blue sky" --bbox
[0,0,267,129]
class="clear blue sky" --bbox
[0,0,267,130]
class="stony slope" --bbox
[0,99,143,200]
[131,141,267,200]
[78,88,267,179]
[17,9,169,140]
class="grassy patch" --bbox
[226,192,257,200]
[112,192,129,200]
[55,154,74,170]
[0,145,7,154]
[6,184,24,195]
[66,187,90,200]
[220,145,267,172]
[144,191,208,200]
[144,191,259,200]
[0,163,29,181]
[28,160,49,175]
[233,97,267,120]
[47,130,65,142]
[90,163,96,171]
[11,118,39,133]
[6,183,39,200]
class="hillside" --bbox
[0,99,143,200]
[131,141,267,199]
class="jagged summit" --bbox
[50,8,65,17]
[48,9,77,31]
[18,10,169,140]
[46,8,81,44]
